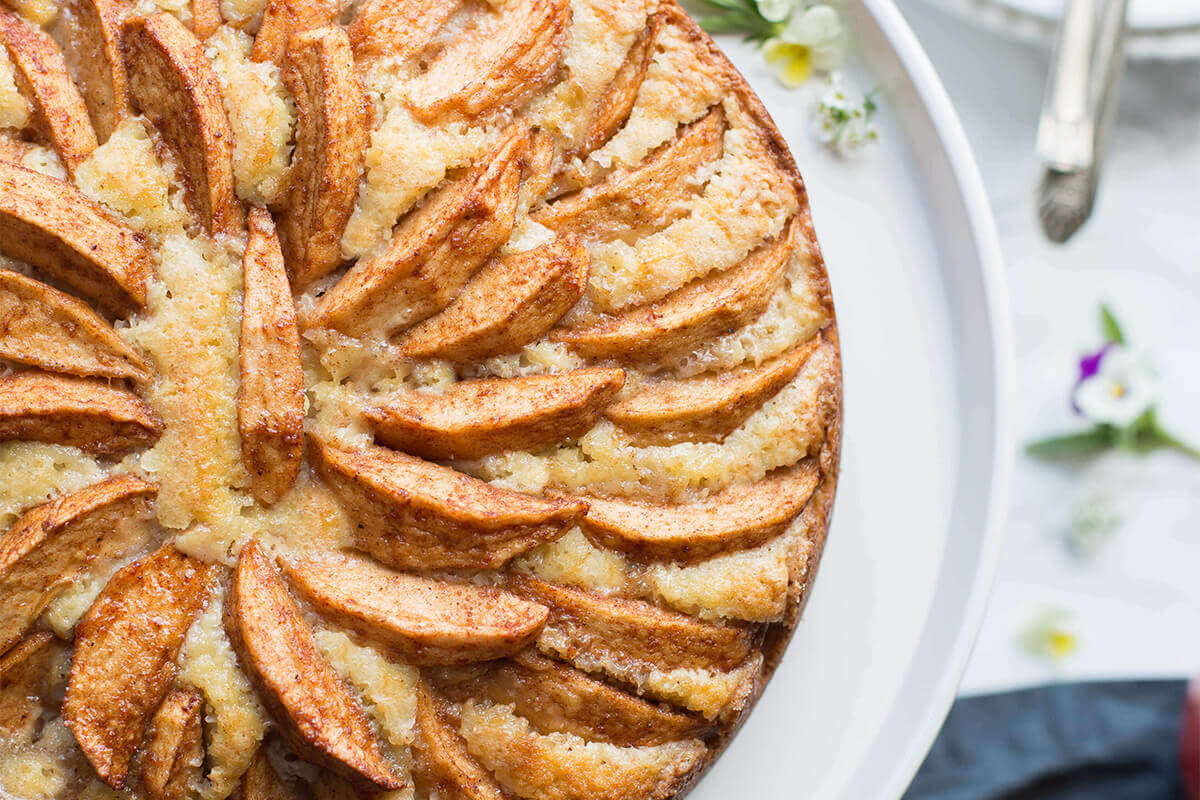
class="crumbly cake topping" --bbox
[0,0,840,798]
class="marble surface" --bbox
[896,0,1200,696]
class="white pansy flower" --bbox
[780,4,846,71]
[1072,346,1158,428]
[755,0,796,24]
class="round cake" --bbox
[0,0,841,797]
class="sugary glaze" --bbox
[0,0,841,797]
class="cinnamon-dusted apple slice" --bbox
[606,337,821,446]
[281,551,549,665]
[459,701,706,800]
[348,0,458,65]
[413,681,506,800]
[140,687,205,800]
[396,236,589,362]
[406,0,570,121]
[0,371,162,457]
[511,575,754,673]
[573,14,660,158]
[557,218,796,362]
[238,207,303,505]
[63,545,214,789]
[0,271,151,381]
[190,0,222,39]
[434,651,705,746]
[0,9,98,175]
[122,13,242,235]
[0,631,61,739]
[309,125,526,337]
[366,367,625,461]
[61,0,131,142]
[310,437,585,570]
[252,0,337,64]
[579,459,820,562]
[225,540,406,791]
[278,26,368,288]
[239,747,305,800]
[537,107,724,239]
[0,474,156,654]
[0,161,151,315]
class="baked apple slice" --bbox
[0,8,98,175]
[348,0,458,64]
[252,0,338,64]
[537,107,724,238]
[281,551,548,665]
[60,0,131,142]
[278,26,368,288]
[573,13,661,158]
[511,575,754,672]
[140,687,206,800]
[309,125,526,336]
[406,0,570,121]
[0,161,151,315]
[122,13,242,235]
[413,681,507,800]
[191,0,223,39]
[366,367,625,460]
[605,337,821,445]
[396,236,590,361]
[0,371,162,457]
[557,218,795,362]
[434,650,705,746]
[0,271,151,381]
[238,207,303,505]
[579,459,820,561]
[63,544,215,789]
[239,747,305,800]
[0,631,61,739]
[310,437,585,570]
[0,474,156,654]
[225,540,406,791]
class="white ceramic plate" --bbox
[920,0,1200,58]
[688,1,1015,797]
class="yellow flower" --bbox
[763,40,812,88]
[1018,607,1079,664]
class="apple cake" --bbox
[0,0,841,797]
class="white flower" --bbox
[755,0,796,24]
[780,4,845,71]
[813,77,879,157]
[1073,346,1158,428]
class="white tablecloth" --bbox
[895,0,1200,696]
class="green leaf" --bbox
[1026,427,1114,459]
[1146,414,1200,460]
[1100,304,1125,345]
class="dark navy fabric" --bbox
[906,680,1187,800]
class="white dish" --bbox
[920,0,1200,58]
[688,1,1015,797]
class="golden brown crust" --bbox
[605,336,821,445]
[0,371,162,457]
[0,270,151,381]
[348,0,458,65]
[396,236,590,362]
[556,218,795,363]
[61,0,132,143]
[238,207,304,505]
[0,474,157,655]
[252,0,338,65]
[434,651,707,746]
[578,459,820,562]
[308,125,527,337]
[0,631,60,739]
[140,687,206,800]
[278,26,369,288]
[225,539,407,791]
[413,681,508,800]
[0,8,98,175]
[282,551,549,665]
[310,437,586,571]
[63,544,214,789]
[367,368,625,461]
[122,12,243,235]
[0,160,151,316]
[511,575,755,673]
